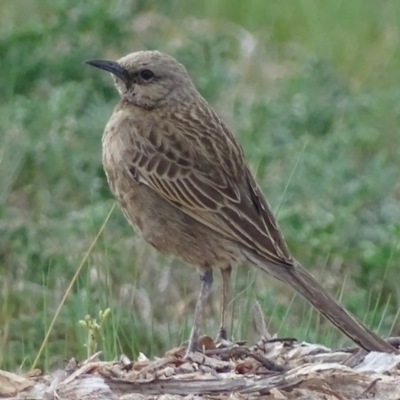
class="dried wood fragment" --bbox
[2,338,400,399]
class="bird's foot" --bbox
[215,326,236,348]
[217,326,228,341]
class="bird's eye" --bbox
[139,69,155,81]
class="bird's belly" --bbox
[110,174,242,269]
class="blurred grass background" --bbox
[1,0,400,371]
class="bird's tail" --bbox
[245,252,396,353]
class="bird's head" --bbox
[86,50,197,109]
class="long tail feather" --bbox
[246,252,396,353]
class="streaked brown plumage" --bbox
[86,51,396,354]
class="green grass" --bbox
[1,0,400,370]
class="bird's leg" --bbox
[187,268,213,353]
[217,265,232,341]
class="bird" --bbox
[86,50,396,354]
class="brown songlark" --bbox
[86,51,395,354]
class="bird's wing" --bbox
[126,111,292,266]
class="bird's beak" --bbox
[85,59,131,84]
